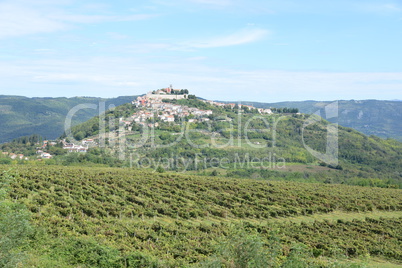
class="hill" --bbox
[1,95,401,144]
[66,97,402,188]
[0,95,137,143]
[2,165,402,267]
[235,100,402,141]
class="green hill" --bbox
[237,99,402,141]
[67,98,402,188]
[2,165,402,267]
[0,95,137,143]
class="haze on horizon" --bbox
[0,0,401,102]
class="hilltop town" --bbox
[127,86,272,127]
[0,87,275,161]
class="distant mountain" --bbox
[231,100,402,142]
[0,95,137,143]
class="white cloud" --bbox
[188,0,233,6]
[0,1,156,39]
[358,2,402,14]
[0,3,67,38]
[156,0,235,8]
[383,3,401,12]
[121,28,270,53]
[180,28,270,49]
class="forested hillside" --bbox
[238,99,402,141]
[0,95,136,143]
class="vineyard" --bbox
[1,165,401,267]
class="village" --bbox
[0,138,96,161]
[1,87,273,161]
[128,87,213,126]
[126,86,272,128]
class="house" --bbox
[166,115,175,122]
[65,145,88,153]
[227,103,236,109]
[62,143,74,150]
[148,122,159,128]
[40,153,52,159]
[243,105,255,110]
[82,139,95,146]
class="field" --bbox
[1,165,401,267]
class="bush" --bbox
[156,166,165,173]
[0,170,33,267]
[54,237,122,267]
[0,158,12,165]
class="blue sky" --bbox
[0,0,401,102]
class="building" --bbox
[40,153,52,159]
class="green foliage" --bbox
[0,95,136,143]
[239,100,402,142]
[53,237,122,267]
[271,107,299,113]
[200,228,274,267]
[199,227,367,268]
[156,166,165,173]
[56,149,124,167]
[0,170,33,267]
[0,134,44,156]
[0,158,12,165]
[2,165,401,266]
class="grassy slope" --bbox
[5,165,402,266]
[0,95,136,143]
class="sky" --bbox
[0,0,401,102]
